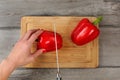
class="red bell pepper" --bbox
[71,17,102,46]
[37,30,63,52]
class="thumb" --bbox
[28,49,45,62]
[32,49,45,58]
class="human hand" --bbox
[6,29,44,68]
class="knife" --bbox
[53,24,62,80]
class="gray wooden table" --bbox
[0,0,120,80]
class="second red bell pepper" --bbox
[71,17,102,46]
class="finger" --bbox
[23,29,40,41]
[32,49,45,58]
[28,49,45,62]
[28,30,43,43]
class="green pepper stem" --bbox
[93,16,103,25]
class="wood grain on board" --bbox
[21,16,99,68]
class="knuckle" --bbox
[28,30,33,33]
[19,41,29,46]
[14,41,30,48]
[22,43,29,48]
[32,33,38,38]
[24,41,30,46]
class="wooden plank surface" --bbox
[9,68,120,80]
[0,29,19,63]
[0,0,120,27]
[21,16,99,68]
[99,27,120,66]
[0,0,120,79]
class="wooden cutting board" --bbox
[21,16,99,68]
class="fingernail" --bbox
[41,29,44,30]
[35,29,40,30]
[42,49,46,53]
[39,29,44,31]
